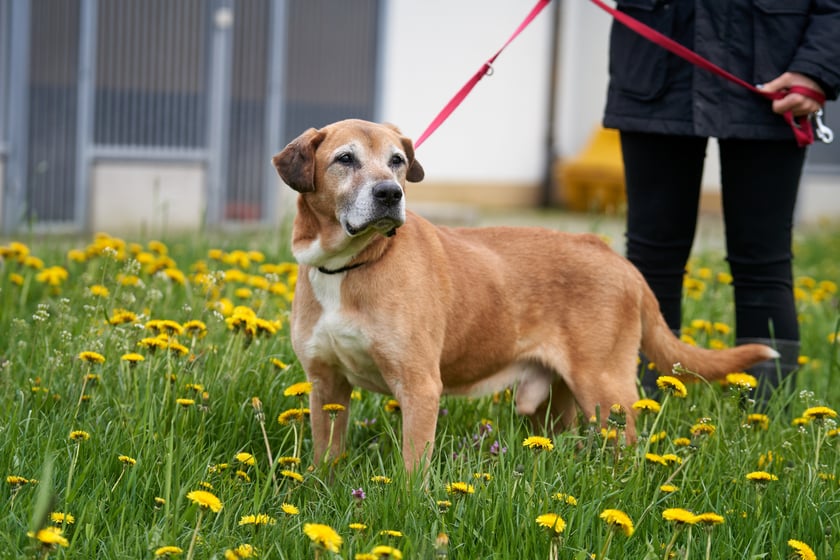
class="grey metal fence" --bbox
[1,0,380,233]
[0,1,8,156]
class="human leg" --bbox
[719,138,805,402]
[620,131,707,392]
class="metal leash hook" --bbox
[813,108,834,144]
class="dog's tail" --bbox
[639,286,779,382]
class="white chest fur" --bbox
[303,269,390,393]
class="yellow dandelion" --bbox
[673,437,692,447]
[50,512,75,525]
[632,398,661,413]
[600,508,635,537]
[553,492,578,506]
[656,375,687,398]
[323,403,346,414]
[121,353,145,364]
[183,320,208,338]
[154,545,183,557]
[649,431,668,444]
[383,399,401,413]
[370,475,392,484]
[146,319,183,336]
[379,530,403,538]
[271,358,288,370]
[277,456,301,467]
[238,513,276,526]
[31,526,69,548]
[662,508,698,524]
[746,471,778,483]
[694,512,724,526]
[78,351,105,364]
[303,523,343,553]
[278,408,310,425]
[69,430,90,441]
[716,271,733,284]
[7,475,30,486]
[235,452,256,466]
[437,500,452,512]
[185,489,223,512]
[724,372,758,390]
[445,481,475,495]
[224,544,256,559]
[535,513,566,534]
[746,413,770,430]
[787,539,817,560]
[281,470,304,483]
[176,398,195,407]
[690,422,716,437]
[522,436,554,451]
[349,522,367,531]
[284,381,312,397]
[281,503,300,515]
[88,284,110,298]
[118,455,137,466]
[802,406,837,421]
[660,484,679,493]
[661,453,682,465]
[645,453,668,467]
[36,265,69,287]
[370,545,402,559]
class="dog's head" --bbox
[272,120,424,241]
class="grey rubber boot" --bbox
[737,338,800,409]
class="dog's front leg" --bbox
[307,361,353,467]
[393,376,443,474]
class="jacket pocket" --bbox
[609,0,676,100]
[752,0,810,84]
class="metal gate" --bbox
[0,0,380,233]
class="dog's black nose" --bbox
[372,181,403,206]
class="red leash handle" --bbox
[589,0,825,147]
[413,0,552,149]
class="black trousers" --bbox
[619,131,804,342]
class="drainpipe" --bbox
[539,0,562,208]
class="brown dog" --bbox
[272,119,777,473]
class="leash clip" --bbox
[813,109,834,144]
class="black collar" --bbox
[317,261,367,275]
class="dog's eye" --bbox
[336,152,355,165]
[390,154,405,167]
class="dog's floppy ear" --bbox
[400,135,425,183]
[271,128,327,193]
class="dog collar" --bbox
[317,261,367,275]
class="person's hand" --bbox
[760,72,825,116]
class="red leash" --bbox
[589,0,825,147]
[413,0,552,149]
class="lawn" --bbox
[1,222,838,560]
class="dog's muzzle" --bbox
[342,180,406,237]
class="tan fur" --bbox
[272,119,778,473]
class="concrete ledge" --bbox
[407,181,540,209]
[90,161,205,234]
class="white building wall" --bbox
[379,0,553,183]
[378,2,837,223]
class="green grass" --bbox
[1,224,838,560]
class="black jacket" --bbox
[603,0,840,140]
